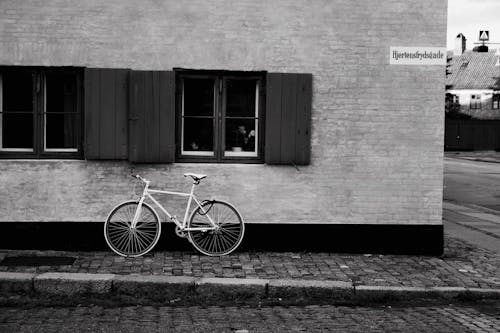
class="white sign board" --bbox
[479,30,489,41]
[390,47,446,65]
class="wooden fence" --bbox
[445,119,500,151]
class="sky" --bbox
[447,0,500,50]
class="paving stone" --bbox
[0,236,499,292]
[1,303,500,332]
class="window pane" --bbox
[184,78,214,116]
[2,71,33,112]
[1,113,33,149]
[183,118,214,152]
[226,79,257,117]
[46,72,77,113]
[45,113,78,149]
[225,118,257,153]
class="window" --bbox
[176,71,264,162]
[470,94,481,109]
[0,67,82,158]
[493,94,500,109]
[446,94,459,110]
[0,70,33,152]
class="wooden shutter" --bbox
[265,73,312,165]
[129,70,175,163]
[84,68,129,159]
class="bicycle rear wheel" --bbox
[187,200,244,256]
[104,201,161,257]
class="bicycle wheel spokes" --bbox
[104,202,161,257]
[188,201,244,256]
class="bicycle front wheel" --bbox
[187,200,244,256]
[104,201,161,257]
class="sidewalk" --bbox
[445,151,500,163]
[1,217,500,305]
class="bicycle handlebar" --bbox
[132,174,149,184]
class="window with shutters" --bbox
[0,67,83,158]
[176,71,265,163]
[83,68,311,165]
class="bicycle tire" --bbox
[187,200,244,256]
[104,201,161,257]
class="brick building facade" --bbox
[0,0,447,253]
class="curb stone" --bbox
[353,285,500,301]
[1,272,499,303]
[34,273,114,295]
[0,272,35,293]
[464,288,500,298]
[268,279,353,300]
[196,278,268,300]
[354,285,451,300]
[113,275,196,301]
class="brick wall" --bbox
[0,0,447,225]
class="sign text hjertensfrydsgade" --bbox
[392,49,444,61]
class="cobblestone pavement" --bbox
[0,302,499,332]
[1,236,499,289]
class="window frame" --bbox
[492,93,500,110]
[0,66,84,159]
[470,94,482,110]
[175,70,265,164]
[446,93,459,110]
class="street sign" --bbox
[389,47,446,65]
[479,30,489,41]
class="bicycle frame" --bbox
[132,180,217,231]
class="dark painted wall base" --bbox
[0,222,443,256]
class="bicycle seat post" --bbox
[190,181,197,195]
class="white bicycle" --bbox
[104,173,245,257]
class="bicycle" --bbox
[104,173,245,257]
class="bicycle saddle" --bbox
[184,173,207,182]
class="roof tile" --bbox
[446,50,500,90]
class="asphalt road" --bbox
[443,157,500,253]
[444,158,500,211]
